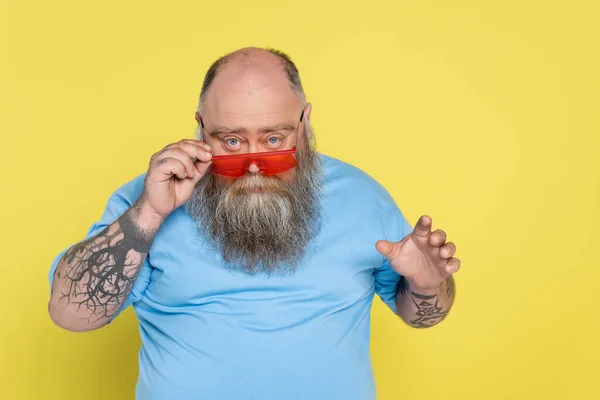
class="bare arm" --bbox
[396,275,456,328]
[47,138,213,332]
[48,202,163,332]
[376,215,460,329]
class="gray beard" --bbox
[185,141,324,275]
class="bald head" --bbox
[197,47,306,114]
[194,47,312,156]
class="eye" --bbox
[226,138,239,147]
[268,137,280,145]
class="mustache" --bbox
[226,174,290,196]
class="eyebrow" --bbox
[258,123,297,133]
[207,123,297,136]
[207,126,247,136]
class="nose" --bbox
[247,162,260,174]
[246,143,261,174]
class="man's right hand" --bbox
[137,139,213,221]
[47,140,213,332]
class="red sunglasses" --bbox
[209,147,298,177]
[198,109,304,178]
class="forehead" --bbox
[202,63,301,126]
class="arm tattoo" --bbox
[409,291,449,328]
[54,206,155,323]
[397,276,455,328]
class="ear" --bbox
[303,103,312,121]
[194,111,201,124]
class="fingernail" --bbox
[206,152,212,158]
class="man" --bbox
[48,47,460,399]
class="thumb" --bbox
[376,240,397,260]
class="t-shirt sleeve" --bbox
[373,207,413,315]
[48,180,152,321]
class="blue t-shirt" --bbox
[49,154,413,400]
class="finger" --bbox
[439,242,456,259]
[194,159,212,178]
[375,239,401,261]
[180,139,212,153]
[158,143,176,155]
[155,157,187,180]
[155,147,196,178]
[445,258,460,274]
[175,141,213,163]
[429,229,446,247]
[412,215,432,238]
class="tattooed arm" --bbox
[48,202,164,332]
[48,138,213,331]
[48,137,213,332]
[376,215,460,328]
[396,275,456,328]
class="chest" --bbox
[142,206,386,313]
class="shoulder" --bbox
[318,153,413,241]
[320,153,398,211]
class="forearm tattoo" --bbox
[398,276,455,328]
[53,206,154,323]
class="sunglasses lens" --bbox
[258,153,298,175]
[210,158,248,177]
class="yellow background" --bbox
[1,0,598,399]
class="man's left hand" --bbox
[376,215,460,291]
